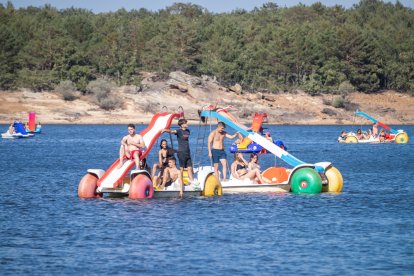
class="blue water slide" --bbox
[13,122,29,134]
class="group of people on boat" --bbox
[4,120,42,135]
[338,123,390,142]
[116,120,192,195]
[117,118,276,194]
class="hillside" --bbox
[0,72,413,125]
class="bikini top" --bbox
[161,148,175,163]
[236,163,246,171]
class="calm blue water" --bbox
[1,124,413,275]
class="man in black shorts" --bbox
[162,118,194,183]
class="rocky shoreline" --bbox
[1,72,413,125]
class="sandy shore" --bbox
[1,72,413,125]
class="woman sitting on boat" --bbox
[248,153,272,183]
[151,139,176,179]
[231,152,270,184]
[248,153,261,171]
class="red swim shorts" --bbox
[128,149,142,159]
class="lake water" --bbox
[1,124,413,275]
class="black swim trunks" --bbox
[178,151,192,168]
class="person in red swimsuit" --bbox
[118,123,145,169]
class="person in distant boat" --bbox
[208,121,242,181]
[338,131,347,142]
[154,157,183,196]
[36,122,42,129]
[231,152,270,183]
[379,129,387,142]
[162,118,195,184]
[8,123,15,135]
[118,123,145,170]
[151,139,176,179]
[366,129,372,139]
[356,129,365,140]
[372,123,379,138]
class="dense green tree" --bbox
[0,1,412,94]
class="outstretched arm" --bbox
[162,129,177,134]
[226,131,241,139]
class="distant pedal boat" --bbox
[342,110,409,144]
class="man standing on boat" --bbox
[208,122,242,181]
[162,118,195,184]
[118,124,145,170]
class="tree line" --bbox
[0,0,413,94]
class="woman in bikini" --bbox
[151,139,175,179]
[231,152,270,183]
[248,153,261,171]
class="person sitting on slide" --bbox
[151,139,176,179]
[118,123,145,170]
[153,157,183,196]
[231,152,270,183]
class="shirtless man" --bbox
[118,124,145,169]
[208,122,242,181]
[156,157,183,197]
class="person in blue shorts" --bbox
[208,122,242,181]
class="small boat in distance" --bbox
[338,110,409,144]
[1,121,34,139]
